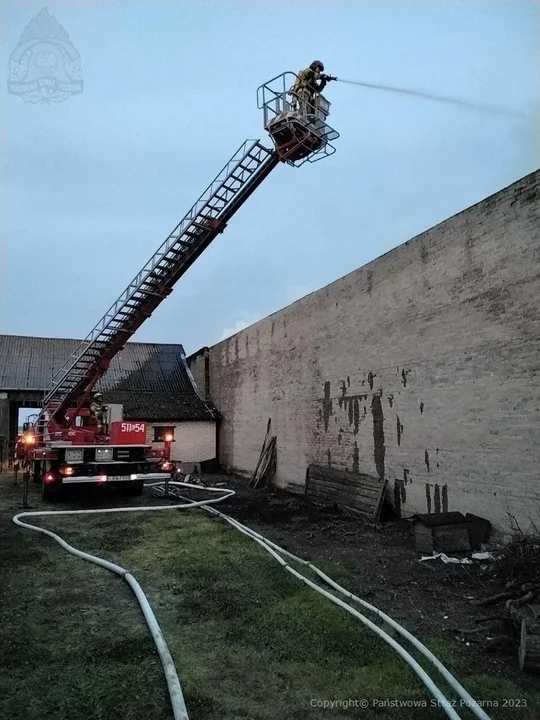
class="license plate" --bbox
[108,475,130,482]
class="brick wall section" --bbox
[199,171,540,532]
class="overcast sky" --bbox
[2,0,539,355]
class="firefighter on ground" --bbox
[292,60,335,115]
[90,392,107,433]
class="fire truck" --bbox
[15,72,339,499]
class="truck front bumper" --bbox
[61,472,172,484]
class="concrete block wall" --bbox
[198,171,540,532]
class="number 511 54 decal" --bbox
[120,423,146,433]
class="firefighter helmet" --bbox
[310,60,324,72]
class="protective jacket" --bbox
[90,400,105,419]
[293,66,328,97]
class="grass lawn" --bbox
[1,475,539,719]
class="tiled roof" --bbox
[0,335,218,422]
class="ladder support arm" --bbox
[43,140,279,427]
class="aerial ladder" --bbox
[17,72,339,498]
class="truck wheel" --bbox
[116,480,144,496]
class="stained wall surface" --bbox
[192,171,540,531]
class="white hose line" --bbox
[211,517,461,718]
[156,484,488,720]
[12,484,234,720]
[150,489,458,718]
[307,567,491,720]
[198,503,490,720]
[13,479,488,720]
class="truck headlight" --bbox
[95,448,113,462]
[65,449,83,463]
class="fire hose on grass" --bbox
[12,485,235,720]
[13,479,491,720]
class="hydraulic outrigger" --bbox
[15,72,339,498]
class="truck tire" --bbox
[32,460,42,485]
[115,480,144,496]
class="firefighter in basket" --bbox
[291,60,336,116]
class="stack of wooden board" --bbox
[249,419,277,489]
[305,464,387,520]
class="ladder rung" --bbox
[137,282,161,291]
[191,219,213,228]
[70,360,92,369]
[133,289,169,299]
[102,328,131,336]
[131,282,162,292]
[230,170,251,181]
[147,269,168,279]
[165,248,188,257]
[137,276,169,288]
[170,240,191,249]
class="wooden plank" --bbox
[308,484,379,506]
[309,475,381,493]
[307,473,380,492]
[308,471,382,492]
[308,491,377,515]
[414,526,435,554]
[308,464,381,488]
[249,418,272,488]
[256,436,276,488]
[309,464,382,485]
[308,477,381,500]
[308,487,381,511]
[308,492,376,518]
[520,620,540,674]
[307,469,383,501]
[308,481,377,501]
